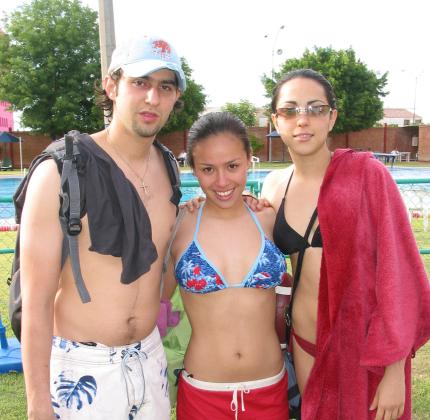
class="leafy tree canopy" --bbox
[262,47,388,134]
[222,99,257,128]
[161,58,207,134]
[0,0,103,138]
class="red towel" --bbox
[301,149,430,420]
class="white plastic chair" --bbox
[251,155,260,172]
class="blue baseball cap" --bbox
[108,35,187,92]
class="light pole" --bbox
[98,0,116,127]
[264,25,285,79]
[264,25,285,162]
[98,0,116,79]
[400,69,422,125]
[412,75,418,125]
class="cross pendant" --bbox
[141,182,150,195]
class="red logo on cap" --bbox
[152,40,172,60]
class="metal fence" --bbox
[397,179,430,272]
[0,196,17,288]
[1,179,430,286]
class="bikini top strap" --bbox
[293,207,318,290]
[245,203,265,239]
[303,207,319,243]
[193,202,205,241]
[286,206,319,344]
[283,170,295,199]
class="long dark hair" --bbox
[271,69,337,112]
[187,112,251,168]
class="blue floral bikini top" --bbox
[175,203,287,294]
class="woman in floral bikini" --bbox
[163,112,289,420]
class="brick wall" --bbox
[257,125,421,163]
[8,130,189,169]
[157,130,188,157]
[7,125,429,168]
[10,132,52,168]
[329,125,419,158]
[157,126,293,162]
[418,126,430,162]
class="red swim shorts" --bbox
[176,368,289,420]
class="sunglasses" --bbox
[276,104,332,119]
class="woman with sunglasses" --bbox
[163,112,290,419]
[262,69,430,420]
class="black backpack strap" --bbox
[154,140,182,213]
[58,132,90,303]
[285,208,319,344]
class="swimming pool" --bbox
[387,167,430,179]
[185,166,430,180]
[2,166,430,220]
[181,170,270,182]
[0,177,22,197]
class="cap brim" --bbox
[121,59,186,91]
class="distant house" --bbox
[380,108,422,127]
[256,108,269,128]
[0,29,14,132]
[0,101,14,132]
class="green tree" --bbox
[0,0,103,138]
[248,134,264,154]
[262,47,388,134]
[161,58,206,134]
[222,99,257,127]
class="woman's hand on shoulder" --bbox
[179,196,206,212]
[242,192,271,212]
[254,205,277,239]
[370,359,405,420]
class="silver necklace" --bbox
[106,128,151,195]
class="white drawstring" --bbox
[230,384,250,420]
[121,348,148,413]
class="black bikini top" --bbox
[273,171,323,255]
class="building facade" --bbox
[0,101,14,131]
[380,108,422,127]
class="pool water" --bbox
[0,177,22,196]
[2,166,430,220]
[181,170,270,182]
[388,167,430,179]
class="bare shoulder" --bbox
[261,165,294,205]
[254,206,277,239]
[171,207,197,257]
[24,159,61,205]
[20,159,63,269]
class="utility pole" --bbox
[264,25,285,79]
[264,25,285,162]
[412,75,418,125]
[98,0,116,78]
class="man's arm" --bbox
[161,255,178,301]
[20,159,63,420]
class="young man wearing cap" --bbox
[20,35,186,420]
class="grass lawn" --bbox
[0,169,25,177]
[1,164,430,419]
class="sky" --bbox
[1,0,429,123]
